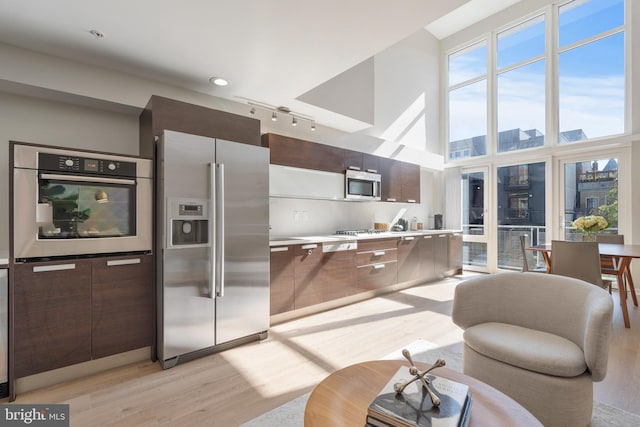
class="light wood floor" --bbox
[6,273,640,426]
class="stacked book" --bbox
[367,367,472,427]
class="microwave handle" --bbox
[40,173,135,186]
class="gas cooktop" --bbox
[335,229,389,236]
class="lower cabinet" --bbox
[269,246,295,315]
[356,239,398,291]
[13,254,153,378]
[91,255,153,359]
[293,243,324,309]
[14,260,92,378]
[269,233,463,315]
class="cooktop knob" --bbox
[108,163,116,171]
[65,159,74,167]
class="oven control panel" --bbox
[38,153,137,177]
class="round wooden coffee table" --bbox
[304,360,542,426]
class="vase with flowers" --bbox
[572,215,609,241]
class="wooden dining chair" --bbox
[550,240,612,292]
[596,234,627,296]
[519,234,546,273]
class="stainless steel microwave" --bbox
[345,169,381,201]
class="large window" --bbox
[448,42,487,160]
[447,0,626,158]
[558,0,625,141]
[497,15,546,152]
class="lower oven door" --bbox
[13,169,152,260]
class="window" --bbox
[497,15,546,152]
[563,157,618,239]
[448,42,487,160]
[447,0,626,158]
[558,0,625,141]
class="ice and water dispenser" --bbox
[168,198,209,247]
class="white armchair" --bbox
[452,272,613,427]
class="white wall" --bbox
[0,92,140,253]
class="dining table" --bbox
[528,243,639,328]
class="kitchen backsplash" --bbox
[269,169,441,237]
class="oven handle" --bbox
[40,173,136,185]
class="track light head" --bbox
[271,111,277,121]
[292,116,297,126]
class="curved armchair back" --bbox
[452,272,613,380]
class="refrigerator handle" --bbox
[215,163,225,297]
[209,162,216,299]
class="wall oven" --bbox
[11,143,152,261]
[345,169,381,201]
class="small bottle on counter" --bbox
[410,216,418,231]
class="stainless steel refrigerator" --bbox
[157,130,269,368]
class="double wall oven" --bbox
[11,143,152,261]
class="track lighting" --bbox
[241,98,317,131]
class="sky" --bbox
[447,0,625,145]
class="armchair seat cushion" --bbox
[464,322,587,377]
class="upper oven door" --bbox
[12,144,152,261]
[37,173,137,239]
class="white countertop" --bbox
[269,230,460,246]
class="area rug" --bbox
[241,339,640,427]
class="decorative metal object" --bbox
[393,349,446,407]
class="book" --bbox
[367,366,472,427]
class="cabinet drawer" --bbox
[356,249,397,266]
[357,261,397,291]
[357,238,398,253]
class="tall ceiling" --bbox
[0,0,520,131]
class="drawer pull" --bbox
[373,264,386,269]
[386,198,397,202]
[348,166,361,171]
[439,234,447,238]
[373,251,386,256]
[366,169,378,173]
[301,244,318,250]
[407,199,416,203]
[107,258,141,267]
[423,235,433,239]
[33,263,75,273]
[270,247,289,252]
[403,236,415,241]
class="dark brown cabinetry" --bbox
[322,249,357,300]
[262,133,345,173]
[344,150,381,174]
[262,133,418,203]
[379,158,403,202]
[14,260,92,378]
[270,246,295,315]
[397,236,421,283]
[13,254,153,379]
[356,239,398,291]
[91,255,153,359]
[448,233,463,275]
[419,235,437,282]
[401,162,421,203]
[434,234,449,279]
[293,243,324,309]
[139,95,261,158]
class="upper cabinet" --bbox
[262,133,344,173]
[261,133,420,203]
[139,95,261,158]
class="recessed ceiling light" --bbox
[209,77,228,86]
